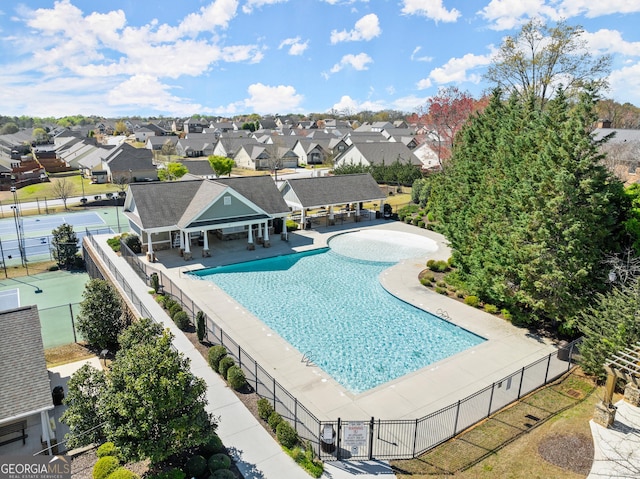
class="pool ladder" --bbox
[301,351,316,367]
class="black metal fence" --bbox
[90,231,580,461]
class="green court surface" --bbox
[0,270,89,349]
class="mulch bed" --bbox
[537,433,594,475]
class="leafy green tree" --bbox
[161,140,177,159]
[76,279,126,349]
[430,88,627,330]
[0,122,19,134]
[158,162,188,181]
[60,363,107,448]
[117,317,163,350]
[115,120,129,135]
[51,223,79,269]
[102,328,215,464]
[32,127,49,143]
[579,278,640,378]
[208,155,234,177]
[485,19,611,107]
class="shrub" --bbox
[464,296,480,307]
[484,304,498,314]
[161,296,176,310]
[447,256,456,267]
[107,236,122,253]
[268,411,283,431]
[417,221,425,228]
[207,453,231,473]
[285,219,299,231]
[435,286,448,295]
[456,290,466,298]
[426,211,435,222]
[210,471,236,479]
[200,434,225,456]
[447,285,457,293]
[412,216,422,226]
[286,442,323,478]
[123,234,142,254]
[276,420,299,449]
[208,345,227,371]
[48,265,60,271]
[218,356,235,377]
[105,468,139,479]
[169,303,182,318]
[173,311,190,331]
[436,280,447,288]
[501,308,512,320]
[186,455,208,478]
[426,259,436,268]
[196,311,206,342]
[227,365,246,390]
[97,442,120,459]
[147,468,185,479]
[404,216,413,224]
[397,204,420,220]
[419,277,433,287]
[93,456,120,479]
[429,260,450,273]
[257,398,274,421]
[150,273,160,294]
[421,272,435,283]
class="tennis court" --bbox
[0,208,127,267]
[0,270,89,348]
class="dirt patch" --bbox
[538,433,594,475]
[71,448,149,479]
[45,342,97,367]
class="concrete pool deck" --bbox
[144,219,561,421]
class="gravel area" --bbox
[538,433,594,475]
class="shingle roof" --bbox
[283,173,386,208]
[128,180,200,229]
[215,176,290,214]
[0,305,53,421]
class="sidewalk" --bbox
[90,236,395,479]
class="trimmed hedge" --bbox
[257,398,274,421]
[276,420,299,449]
[208,345,227,371]
[201,434,225,456]
[186,455,208,478]
[268,412,282,432]
[218,356,235,377]
[210,470,236,479]
[173,310,190,330]
[169,303,182,318]
[226,365,246,390]
[105,468,139,479]
[464,295,480,307]
[96,442,119,459]
[207,454,231,473]
[147,468,185,479]
[93,457,120,479]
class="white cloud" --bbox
[609,62,640,106]
[557,0,640,19]
[330,95,385,113]
[107,75,208,115]
[279,37,309,55]
[177,0,238,35]
[411,46,433,62]
[322,0,370,4]
[401,0,461,23]
[242,0,289,14]
[243,83,304,113]
[478,0,558,30]
[417,52,493,89]
[393,95,431,112]
[330,14,381,44]
[582,29,640,56]
[327,53,373,76]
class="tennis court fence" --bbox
[86,231,581,461]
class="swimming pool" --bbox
[191,231,485,393]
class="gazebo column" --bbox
[281,217,288,241]
[247,224,255,250]
[593,370,618,428]
[183,231,192,260]
[263,221,270,248]
[328,206,335,226]
[146,232,155,262]
[202,230,210,257]
[355,204,361,222]
[41,411,52,455]
[301,209,306,229]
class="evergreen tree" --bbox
[51,223,79,269]
[76,279,126,350]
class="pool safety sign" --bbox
[343,421,368,455]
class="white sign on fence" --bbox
[343,421,368,447]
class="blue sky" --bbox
[0,0,639,118]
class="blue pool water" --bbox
[191,236,485,393]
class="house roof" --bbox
[0,305,53,422]
[593,128,640,144]
[281,173,386,209]
[179,160,215,177]
[338,142,422,166]
[125,176,290,231]
[105,143,155,171]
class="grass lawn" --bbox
[0,173,120,203]
[392,370,601,478]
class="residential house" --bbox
[233,143,298,170]
[178,160,216,179]
[95,142,157,183]
[0,305,56,455]
[334,142,422,169]
[134,126,158,143]
[292,138,331,165]
[146,136,178,152]
[412,141,441,170]
[175,138,216,158]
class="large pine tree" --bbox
[431,88,628,330]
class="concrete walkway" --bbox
[89,235,395,478]
[588,400,640,478]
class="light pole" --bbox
[114,195,121,233]
[10,185,26,267]
[80,168,87,207]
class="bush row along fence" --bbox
[93,231,580,461]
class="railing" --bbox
[86,230,580,461]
